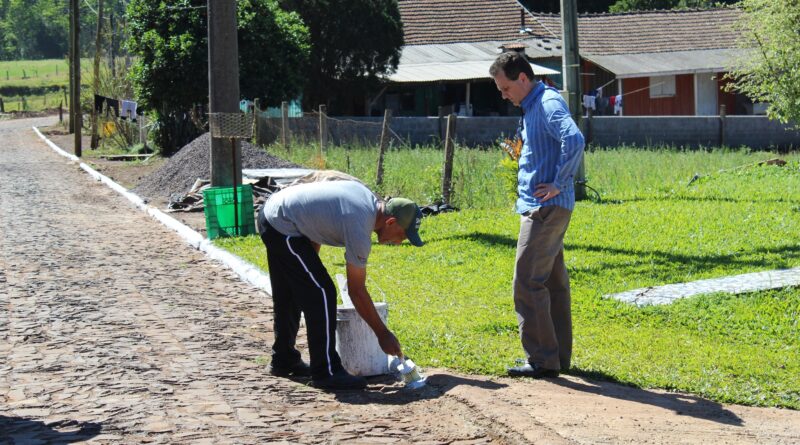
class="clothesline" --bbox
[620,82,663,98]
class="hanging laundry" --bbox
[596,97,610,116]
[614,94,622,115]
[121,100,137,121]
[582,94,596,111]
[106,98,120,117]
[94,94,106,113]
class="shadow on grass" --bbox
[333,373,507,405]
[0,416,102,444]
[590,194,800,206]
[568,243,800,274]
[554,370,743,426]
[434,232,800,272]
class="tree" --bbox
[0,0,69,59]
[279,0,404,114]
[726,0,800,126]
[609,0,737,12]
[126,0,310,153]
[518,0,617,14]
[0,0,124,61]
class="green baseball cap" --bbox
[385,198,424,247]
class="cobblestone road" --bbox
[0,119,501,443]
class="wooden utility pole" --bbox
[441,114,457,204]
[71,0,82,157]
[208,0,241,187]
[91,0,104,149]
[68,1,75,133]
[560,0,585,199]
[109,9,116,77]
[375,109,391,186]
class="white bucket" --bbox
[335,302,389,377]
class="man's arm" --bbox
[346,263,402,357]
[543,97,586,193]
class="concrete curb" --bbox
[32,126,272,296]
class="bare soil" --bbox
[2,116,798,444]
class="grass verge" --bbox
[216,144,800,409]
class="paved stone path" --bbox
[608,268,800,306]
[0,118,500,444]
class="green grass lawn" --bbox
[216,145,800,409]
[0,58,72,87]
[0,59,92,111]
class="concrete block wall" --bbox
[589,116,800,149]
[257,115,800,150]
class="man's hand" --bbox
[377,329,402,357]
[533,183,560,202]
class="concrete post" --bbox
[560,0,585,199]
[207,0,241,187]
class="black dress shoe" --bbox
[507,362,559,378]
[311,369,367,390]
[269,360,311,377]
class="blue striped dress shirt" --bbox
[516,81,585,213]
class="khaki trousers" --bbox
[513,205,572,371]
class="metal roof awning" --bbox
[388,60,559,83]
[584,48,750,79]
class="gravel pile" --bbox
[134,132,301,201]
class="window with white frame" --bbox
[649,75,676,98]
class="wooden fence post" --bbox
[376,108,392,186]
[281,100,289,152]
[140,113,148,152]
[319,104,327,155]
[441,113,457,204]
[0,97,4,113]
[59,101,63,123]
[253,98,260,145]
[719,104,727,147]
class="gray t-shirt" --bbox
[264,180,378,268]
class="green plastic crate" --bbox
[203,184,256,239]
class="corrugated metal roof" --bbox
[584,48,750,78]
[390,42,559,83]
[389,59,558,83]
[399,41,559,64]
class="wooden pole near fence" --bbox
[281,101,289,152]
[719,104,727,147]
[375,109,392,186]
[0,98,4,113]
[319,104,328,155]
[253,98,260,145]
[441,113,457,205]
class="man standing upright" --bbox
[490,51,585,378]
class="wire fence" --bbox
[255,109,405,148]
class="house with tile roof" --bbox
[381,1,755,117]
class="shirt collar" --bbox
[521,81,545,112]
